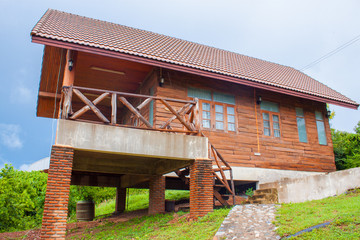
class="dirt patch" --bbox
[0,209,148,240]
[0,229,40,240]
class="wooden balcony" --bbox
[56,86,208,179]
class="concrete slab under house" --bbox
[30,9,358,239]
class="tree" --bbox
[332,121,360,170]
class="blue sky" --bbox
[0,0,359,169]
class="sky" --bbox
[0,0,359,169]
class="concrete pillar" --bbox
[41,145,74,239]
[114,187,126,214]
[190,158,213,219]
[148,175,165,214]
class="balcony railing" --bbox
[60,85,234,205]
[60,86,201,134]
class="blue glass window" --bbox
[260,101,279,113]
[188,87,212,101]
[315,111,327,145]
[296,107,307,143]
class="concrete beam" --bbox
[56,120,208,160]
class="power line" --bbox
[300,33,360,71]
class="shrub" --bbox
[0,165,116,233]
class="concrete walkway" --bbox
[214,204,281,240]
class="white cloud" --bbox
[0,124,23,149]
[10,83,35,105]
[20,157,49,171]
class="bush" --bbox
[0,164,47,232]
[332,122,360,170]
[0,165,116,233]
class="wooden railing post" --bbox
[193,98,201,134]
[111,93,117,124]
[61,86,72,119]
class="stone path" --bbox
[214,204,281,240]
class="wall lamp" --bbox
[68,59,74,71]
[159,77,165,87]
[325,110,332,118]
[256,96,262,105]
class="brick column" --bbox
[114,187,126,214]
[190,158,213,219]
[148,175,165,214]
[41,145,74,239]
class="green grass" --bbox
[71,207,231,239]
[95,189,189,217]
[275,190,360,239]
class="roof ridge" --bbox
[40,10,298,72]
[30,9,358,108]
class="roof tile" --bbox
[31,9,358,107]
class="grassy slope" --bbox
[95,189,190,217]
[276,190,360,239]
[71,208,231,240]
[69,189,231,239]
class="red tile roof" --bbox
[31,9,358,108]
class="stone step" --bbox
[255,188,277,195]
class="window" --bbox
[260,101,280,138]
[315,111,327,145]
[296,108,307,143]
[189,87,236,132]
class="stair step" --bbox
[253,193,267,198]
[255,188,277,194]
[214,184,226,188]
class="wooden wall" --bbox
[153,69,336,172]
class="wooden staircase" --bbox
[175,138,236,207]
[173,98,236,206]
[208,142,235,206]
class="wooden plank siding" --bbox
[153,69,335,172]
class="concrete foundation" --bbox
[261,167,360,203]
[226,166,325,185]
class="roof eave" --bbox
[31,36,359,110]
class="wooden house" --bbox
[31,9,358,239]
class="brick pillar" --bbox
[148,175,165,214]
[114,187,126,214]
[41,145,74,239]
[190,158,213,219]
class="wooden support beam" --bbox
[73,89,110,123]
[118,96,153,128]
[38,91,62,99]
[193,98,201,132]
[70,92,109,120]
[160,99,193,131]
[62,87,72,119]
[62,50,77,87]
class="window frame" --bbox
[315,111,327,145]
[189,87,237,133]
[199,100,237,132]
[260,101,281,138]
[295,107,308,143]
